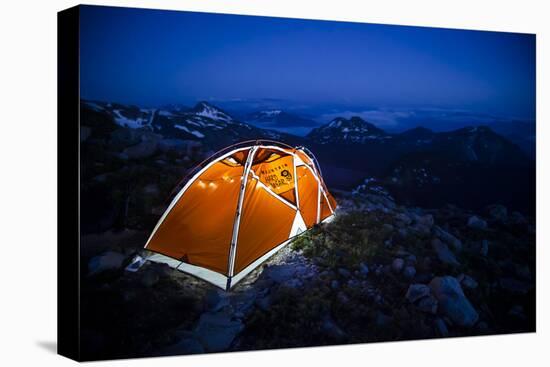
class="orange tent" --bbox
[144,140,337,290]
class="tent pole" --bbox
[226,145,258,287]
[293,151,300,210]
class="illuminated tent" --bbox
[144,140,337,290]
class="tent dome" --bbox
[145,140,337,290]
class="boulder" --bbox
[392,258,405,273]
[338,268,352,278]
[432,238,460,266]
[434,318,449,337]
[110,128,143,148]
[262,264,296,283]
[429,276,479,327]
[359,263,369,277]
[80,126,92,142]
[457,274,478,289]
[88,251,126,276]
[417,295,438,314]
[433,226,462,251]
[194,312,244,352]
[405,284,431,303]
[321,315,347,339]
[403,266,416,279]
[415,214,434,228]
[395,212,412,226]
[375,311,393,327]
[467,216,488,230]
[478,239,488,257]
[485,204,508,222]
[283,278,304,288]
[204,289,230,312]
[122,139,158,160]
[158,139,191,154]
[255,295,272,311]
[508,305,526,319]
[509,211,527,225]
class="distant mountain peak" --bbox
[191,101,233,122]
[308,116,387,144]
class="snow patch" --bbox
[174,124,205,138]
[113,110,149,129]
[196,104,232,122]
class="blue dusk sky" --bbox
[80,5,535,131]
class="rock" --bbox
[392,258,405,273]
[457,274,478,289]
[375,311,393,327]
[403,266,416,279]
[433,226,462,251]
[337,292,350,305]
[283,278,303,288]
[415,273,432,284]
[255,295,272,311]
[467,216,488,230]
[499,277,532,295]
[359,263,369,276]
[382,223,394,234]
[417,295,438,314]
[262,264,296,283]
[158,337,204,355]
[204,289,230,312]
[395,212,412,226]
[429,276,479,327]
[475,241,488,258]
[122,139,158,160]
[88,251,126,276]
[80,126,92,142]
[194,312,244,352]
[405,284,431,303]
[157,138,199,155]
[231,290,257,317]
[405,254,417,264]
[110,128,143,148]
[331,280,340,290]
[486,204,508,222]
[321,316,347,339]
[396,228,409,240]
[338,268,352,278]
[508,305,526,319]
[415,214,434,228]
[509,211,527,225]
[477,321,489,333]
[434,318,449,337]
[432,238,460,266]
[141,271,160,288]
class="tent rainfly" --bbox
[144,140,337,290]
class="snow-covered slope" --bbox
[307,116,389,144]
[81,100,277,149]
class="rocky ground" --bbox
[80,181,535,360]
